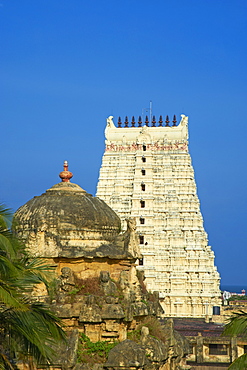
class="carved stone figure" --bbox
[118,266,143,304]
[58,267,75,293]
[180,114,188,127]
[125,217,141,258]
[55,329,79,370]
[118,270,131,301]
[101,301,125,320]
[140,326,168,363]
[79,295,102,323]
[100,271,118,296]
[148,291,165,317]
[106,115,114,128]
[126,217,136,232]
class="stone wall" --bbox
[47,266,190,370]
[53,257,134,282]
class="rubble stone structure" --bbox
[96,114,221,318]
[13,162,190,370]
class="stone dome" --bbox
[14,162,121,258]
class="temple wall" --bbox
[35,257,134,282]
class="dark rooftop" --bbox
[162,318,225,337]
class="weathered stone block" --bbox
[104,339,149,369]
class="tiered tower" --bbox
[96,114,221,318]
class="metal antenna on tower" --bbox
[141,101,153,124]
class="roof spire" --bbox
[165,115,170,127]
[145,115,149,126]
[131,116,135,127]
[158,115,163,126]
[59,161,73,182]
[63,160,68,171]
[138,116,142,127]
[152,115,156,127]
[118,116,122,128]
[172,115,177,126]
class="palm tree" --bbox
[0,204,66,369]
[223,310,247,369]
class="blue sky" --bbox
[1,0,247,286]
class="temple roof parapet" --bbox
[105,114,189,144]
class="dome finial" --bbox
[59,160,73,182]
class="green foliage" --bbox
[223,311,247,369]
[47,278,58,301]
[127,328,142,342]
[0,204,66,368]
[223,310,247,337]
[0,204,12,230]
[229,295,247,301]
[228,353,247,369]
[77,333,117,363]
[68,287,81,295]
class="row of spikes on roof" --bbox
[117,115,177,128]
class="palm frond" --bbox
[13,259,54,294]
[0,254,20,279]
[0,203,66,366]
[0,234,17,260]
[21,258,54,283]
[0,284,27,309]
[228,353,247,369]
[0,352,16,370]
[30,302,66,340]
[223,311,247,337]
[0,204,13,229]
[2,303,66,364]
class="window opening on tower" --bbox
[139,235,144,244]
[143,145,146,151]
[140,200,145,208]
[139,258,144,265]
[140,217,145,224]
[141,169,146,175]
[142,156,146,163]
[141,183,145,191]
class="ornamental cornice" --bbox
[105,142,188,152]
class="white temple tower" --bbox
[96,114,221,318]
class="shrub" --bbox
[127,328,142,342]
[77,333,118,363]
[128,317,166,344]
[73,276,104,296]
